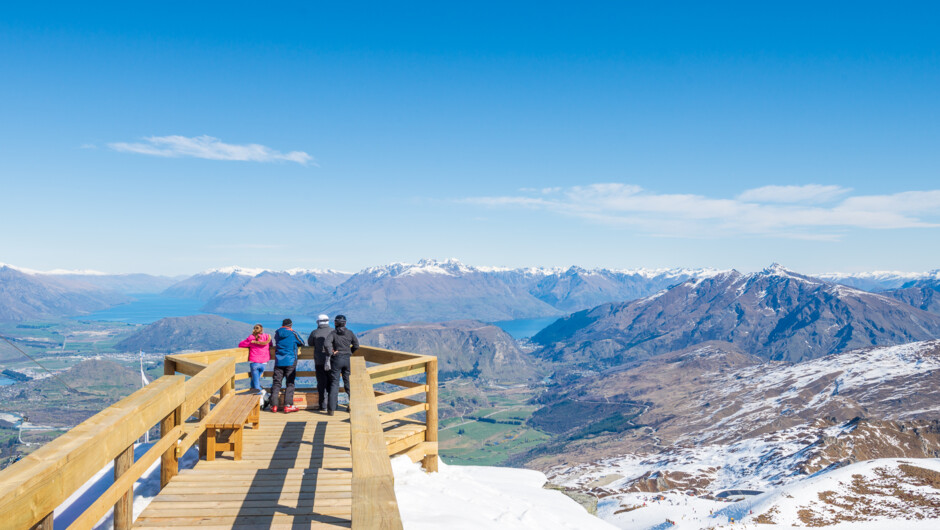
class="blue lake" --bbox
[0,377,16,386]
[85,295,557,338]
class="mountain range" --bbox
[526,339,940,468]
[0,266,129,321]
[160,259,716,323]
[164,266,352,313]
[532,264,940,367]
[3,259,940,327]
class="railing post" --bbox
[160,405,181,489]
[198,400,210,459]
[423,358,438,472]
[164,358,176,376]
[113,443,134,530]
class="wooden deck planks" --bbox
[135,409,353,529]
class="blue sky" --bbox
[1,2,938,275]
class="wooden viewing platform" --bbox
[0,345,439,530]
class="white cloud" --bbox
[464,183,940,239]
[737,184,850,203]
[108,135,313,165]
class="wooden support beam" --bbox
[383,378,423,389]
[357,346,426,365]
[197,401,210,459]
[160,405,181,489]
[366,357,434,378]
[378,404,428,424]
[375,386,428,405]
[370,366,426,385]
[395,441,438,464]
[170,357,208,376]
[423,359,439,472]
[113,444,134,530]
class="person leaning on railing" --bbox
[270,318,305,413]
[308,314,335,414]
[327,314,359,416]
[238,324,271,397]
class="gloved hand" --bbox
[324,358,331,372]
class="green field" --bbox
[438,384,551,466]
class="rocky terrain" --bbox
[114,314,251,353]
[361,320,540,382]
[885,275,940,316]
[537,340,940,528]
[522,340,940,469]
[533,264,940,368]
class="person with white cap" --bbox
[308,314,334,413]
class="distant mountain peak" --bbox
[762,262,788,274]
[200,266,351,277]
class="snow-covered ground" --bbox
[591,458,940,529]
[393,456,615,529]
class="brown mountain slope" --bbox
[361,319,540,382]
[533,265,940,368]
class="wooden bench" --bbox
[205,394,260,461]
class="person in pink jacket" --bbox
[239,324,272,394]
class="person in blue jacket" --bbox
[270,318,305,413]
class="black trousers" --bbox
[328,354,351,412]
[315,363,332,410]
[271,363,296,409]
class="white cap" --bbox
[317,314,329,322]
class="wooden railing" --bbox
[0,343,437,530]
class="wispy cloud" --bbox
[463,183,940,239]
[737,184,850,203]
[108,135,313,165]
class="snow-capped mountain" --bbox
[533,264,940,366]
[814,269,940,291]
[160,259,717,323]
[0,262,177,296]
[162,267,352,313]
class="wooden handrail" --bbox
[350,356,404,529]
[0,342,437,529]
[0,375,185,529]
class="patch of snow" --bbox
[201,265,268,277]
[0,262,109,275]
[392,456,615,529]
[565,458,940,529]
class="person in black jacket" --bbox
[307,314,334,413]
[328,314,359,415]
